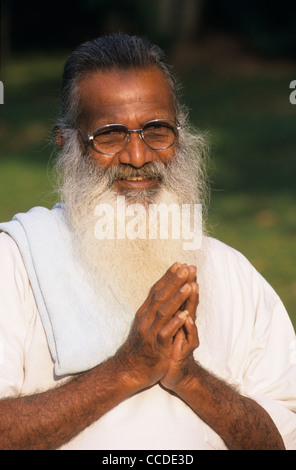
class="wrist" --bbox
[111,350,146,394]
[165,358,200,395]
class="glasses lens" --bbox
[93,125,127,154]
[142,121,177,149]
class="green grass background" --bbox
[0,52,295,327]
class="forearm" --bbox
[0,264,199,450]
[0,357,139,450]
[172,362,285,450]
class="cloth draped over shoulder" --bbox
[0,205,128,376]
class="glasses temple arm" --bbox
[76,127,93,141]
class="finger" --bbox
[150,262,183,294]
[188,265,197,282]
[136,262,183,319]
[171,326,186,353]
[180,265,196,310]
[155,265,191,303]
[157,310,190,348]
[184,282,199,321]
[143,264,190,319]
[137,265,191,328]
[183,316,199,351]
[153,281,193,329]
[141,262,182,309]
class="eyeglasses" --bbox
[77,119,182,156]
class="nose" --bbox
[117,132,153,168]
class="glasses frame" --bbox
[77,118,182,156]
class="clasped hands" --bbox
[116,262,199,393]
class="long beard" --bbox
[54,129,208,332]
[74,190,201,313]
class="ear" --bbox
[54,125,65,149]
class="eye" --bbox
[142,121,176,149]
[143,122,174,138]
[93,126,127,145]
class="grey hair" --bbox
[59,33,183,129]
[55,33,210,217]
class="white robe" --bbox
[0,232,295,450]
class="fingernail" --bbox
[171,262,181,273]
[177,267,188,278]
[178,310,189,320]
[180,284,190,293]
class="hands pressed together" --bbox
[116,262,200,393]
[113,263,286,451]
[0,261,284,451]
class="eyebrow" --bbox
[86,112,175,131]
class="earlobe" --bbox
[54,125,65,149]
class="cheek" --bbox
[156,145,176,165]
[88,149,116,169]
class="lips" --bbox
[123,176,147,181]
[111,163,164,191]
[117,176,159,189]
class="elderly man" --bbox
[0,34,295,450]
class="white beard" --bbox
[55,129,209,343]
[70,187,203,319]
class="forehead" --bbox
[77,67,175,127]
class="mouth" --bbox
[115,176,160,190]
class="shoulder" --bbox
[202,236,256,272]
[0,231,27,273]
[0,232,33,310]
[0,231,24,267]
[0,234,39,397]
[202,236,282,307]
[201,237,295,349]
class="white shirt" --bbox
[0,232,295,450]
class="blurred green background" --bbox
[1,0,296,327]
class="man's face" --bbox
[77,67,177,195]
